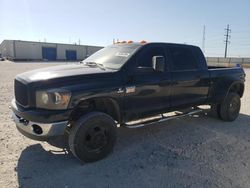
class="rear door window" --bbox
[169,47,198,71]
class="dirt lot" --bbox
[0,61,250,188]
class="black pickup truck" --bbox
[12,42,245,163]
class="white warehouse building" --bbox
[0,40,103,61]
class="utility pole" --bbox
[202,25,206,54]
[224,24,231,58]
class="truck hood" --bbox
[16,64,116,83]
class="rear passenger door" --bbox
[168,46,209,108]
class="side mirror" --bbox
[152,56,165,72]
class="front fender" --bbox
[70,96,123,124]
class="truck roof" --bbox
[111,42,199,49]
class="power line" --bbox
[224,24,231,58]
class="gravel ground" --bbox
[0,61,250,188]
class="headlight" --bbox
[36,89,71,110]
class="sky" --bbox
[0,0,250,57]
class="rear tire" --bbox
[69,112,117,163]
[220,92,241,122]
[209,104,221,119]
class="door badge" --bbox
[125,86,136,94]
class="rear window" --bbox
[169,47,198,71]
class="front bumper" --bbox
[12,113,68,141]
[11,99,70,141]
[11,99,73,123]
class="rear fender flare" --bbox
[211,80,244,103]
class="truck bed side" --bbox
[207,67,245,103]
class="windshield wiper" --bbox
[80,61,106,70]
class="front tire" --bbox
[69,112,117,163]
[220,92,241,122]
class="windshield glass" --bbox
[81,44,142,70]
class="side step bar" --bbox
[123,108,203,129]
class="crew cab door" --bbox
[168,46,210,107]
[123,45,171,121]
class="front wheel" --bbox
[220,92,241,122]
[69,112,117,163]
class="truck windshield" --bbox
[81,44,141,70]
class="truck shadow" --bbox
[16,113,250,188]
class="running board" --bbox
[123,108,203,129]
